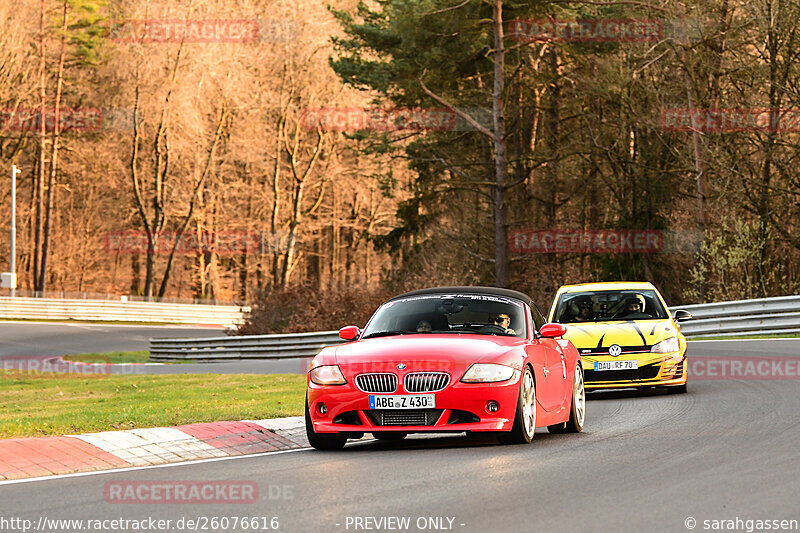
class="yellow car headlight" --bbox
[651,336,680,354]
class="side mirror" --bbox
[539,323,568,338]
[338,325,361,340]
[673,309,693,322]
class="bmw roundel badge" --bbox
[396,363,407,370]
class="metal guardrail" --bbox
[149,295,800,361]
[0,297,247,326]
[671,295,800,338]
[149,331,344,361]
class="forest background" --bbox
[1,0,797,332]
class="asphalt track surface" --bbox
[0,322,225,356]
[1,339,799,532]
[0,322,306,374]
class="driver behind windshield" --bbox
[491,313,516,335]
[621,296,645,317]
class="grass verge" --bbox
[62,351,151,364]
[0,371,305,439]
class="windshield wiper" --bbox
[361,330,408,339]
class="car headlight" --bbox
[461,363,515,383]
[309,365,347,385]
[651,336,680,354]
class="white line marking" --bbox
[0,447,311,486]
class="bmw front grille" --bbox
[404,372,450,393]
[355,373,398,393]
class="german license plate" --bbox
[594,360,638,371]
[369,394,435,409]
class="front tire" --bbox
[548,362,585,434]
[497,366,536,444]
[305,398,346,450]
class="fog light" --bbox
[487,401,499,412]
[318,403,327,415]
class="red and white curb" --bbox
[0,416,306,480]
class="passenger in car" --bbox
[572,296,596,322]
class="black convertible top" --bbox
[389,286,534,307]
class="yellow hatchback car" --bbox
[547,282,692,393]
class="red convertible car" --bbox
[305,287,586,449]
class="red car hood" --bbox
[329,334,526,374]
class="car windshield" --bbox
[553,289,668,323]
[362,293,527,338]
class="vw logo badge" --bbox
[608,344,622,357]
[396,363,407,370]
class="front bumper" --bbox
[581,353,687,390]
[307,371,522,434]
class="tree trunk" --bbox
[193,219,207,299]
[491,0,509,288]
[330,179,338,291]
[39,0,68,292]
[34,0,47,293]
[544,47,561,225]
[678,2,707,300]
[280,179,304,288]
[130,254,141,295]
[756,15,781,298]
[270,120,283,288]
[144,239,157,300]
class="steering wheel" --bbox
[478,324,508,335]
[606,303,626,320]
